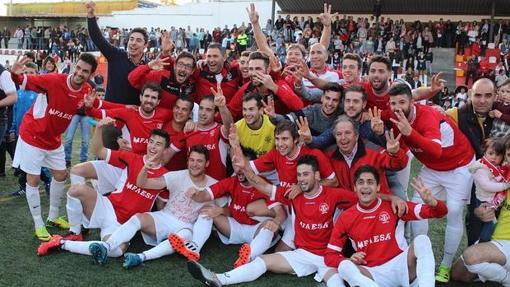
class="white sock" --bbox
[466,261,510,285]
[26,184,44,228]
[66,193,83,234]
[338,260,378,287]
[217,256,267,285]
[62,240,98,255]
[108,246,124,257]
[441,202,464,267]
[141,239,174,261]
[48,178,66,221]
[249,228,273,259]
[70,174,85,185]
[326,273,346,287]
[191,215,213,252]
[106,216,141,251]
[413,235,435,286]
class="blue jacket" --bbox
[11,89,38,136]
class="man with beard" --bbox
[192,42,242,103]
[265,82,342,137]
[36,119,170,261]
[187,155,356,287]
[168,147,286,268]
[85,83,172,155]
[227,51,303,120]
[235,93,275,157]
[128,51,196,110]
[386,83,475,282]
[86,1,149,105]
[10,54,97,241]
[168,88,233,180]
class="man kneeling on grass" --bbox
[325,165,447,287]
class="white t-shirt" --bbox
[163,170,217,224]
[0,70,16,95]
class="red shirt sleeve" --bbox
[270,185,290,205]
[275,79,304,112]
[313,149,336,180]
[325,216,349,268]
[107,150,131,169]
[208,177,234,199]
[376,148,408,171]
[19,73,59,94]
[250,149,276,174]
[402,199,448,221]
[334,188,358,210]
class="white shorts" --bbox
[417,158,474,204]
[491,240,510,262]
[81,190,121,239]
[278,248,331,282]
[218,217,263,244]
[281,215,296,249]
[12,136,66,175]
[142,211,193,246]
[366,248,417,287]
[90,160,124,195]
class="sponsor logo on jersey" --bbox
[378,211,391,224]
[299,220,329,231]
[48,108,73,120]
[132,137,149,144]
[125,182,156,200]
[356,232,392,249]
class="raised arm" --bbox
[211,84,233,136]
[85,1,117,58]
[246,3,273,55]
[232,152,273,196]
[319,3,336,49]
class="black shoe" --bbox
[66,161,71,168]
[10,188,26,197]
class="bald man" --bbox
[446,78,497,246]
[293,43,343,102]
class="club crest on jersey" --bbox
[157,123,163,129]
[319,203,329,214]
[378,211,390,224]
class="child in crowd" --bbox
[490,78,510,138]
[469,138,510,242]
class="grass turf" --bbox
[0,135,501,286]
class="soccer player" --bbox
[386,83,475,282]
[68,145,218,267]
[37,118,169,258]
[235,93,275,157]
[9,53,97,241]
[325,165,447,287]
[168,85,232,180]
[187,155,357,287]
[128,51,196,109]
[85,82,172,155]
[169,147,286,268]
[227,51,304,120]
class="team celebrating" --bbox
[5,1,510,286]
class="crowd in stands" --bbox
[3,2,510,286]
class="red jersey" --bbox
[325,198,447,268]
[271,185,358,256]
[327,139,408,194]
[390,104,474,171]
[163,122,187,171]
[88,107,172,155]
[106,149,168,224]
[128,64,195,110]
[13,73,91,150]
[228,81,304,121]
[171,123,228,180]
[207,176,279,225]
[359,81,390,112]
[193,63,242,104]
[250,145,336,188]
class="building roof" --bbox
[276,0,510,16]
